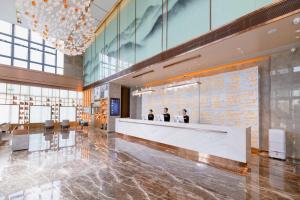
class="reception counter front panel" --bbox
[115,119,251,165]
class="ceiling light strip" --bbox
[165,82,200,90]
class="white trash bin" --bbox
[269,129,286,160]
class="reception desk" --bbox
[115,118,251,174]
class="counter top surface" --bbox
[117,118,246,134]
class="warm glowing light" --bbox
[16,0,95,56]
[132,89,154,96]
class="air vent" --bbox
[132,70,154,79]
[163,55,201,69]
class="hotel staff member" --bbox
[148,109,154,121]
[163,107,170,122]
[182,109,189,123]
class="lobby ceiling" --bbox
[90,0,118,27]
[0,0,118,29]
[112,11,300,87]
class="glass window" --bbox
[0,83,6,93]
[60,90,68,98]
[57,51,64,68]
[15,25,28,39]
[0,20,12,34]
[77,92,83,99]
[0,41,12,56]
[0,20,63,75]
[31,31,43,44]
[14,45,28,60]
[31,43,43,51]
[44,65,56,73]
[69,91,77,99]
[0,34,12,42]
[30,49,42,63]
[20,85,30,95]
[30,86,41,96]
[57,67,63,75]
[13,59,27,68]
[45,40,53,47]
[0,56,11,65]
[45,53,55,66]
[30,63,42,71]
[7,84,20,94]
[45,47,56,54]
[14,38,28,46]
[42,88,52,97]
[52,89,59,97]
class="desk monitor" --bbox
[175,115,184,123]
[155,115,164,121]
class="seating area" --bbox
[0,123,10,142]
[60,120,70,131]
[44,120,55,131]
[11,125,29,151]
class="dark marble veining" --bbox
[0,128,299,200]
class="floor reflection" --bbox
[0,128,299,200]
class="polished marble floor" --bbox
[0,128,299,200]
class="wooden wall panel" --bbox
[0,64,82,90]
[82,89,92,122]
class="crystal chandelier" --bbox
[16,0,95,56]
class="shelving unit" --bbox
[0,83,83,125]
[94,98,108,130]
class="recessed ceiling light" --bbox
[237,47,244,54]
[293,17,300,25]
[296,30,300,33]
[267,28,277,34]
[296,36,300,39]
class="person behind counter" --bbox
[182,109,189,123]
[163,107,170,122]
[148,109,154,121]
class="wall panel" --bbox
[119,0,136,69]
[167,0,210,48]
[140,67,259,148]
[135,0,165,63]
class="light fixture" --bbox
[267,28,277,34]
[16,0,95,56]
[237,47,244,54]
[132,89,154,96]
[296,36,300,39]
[296,29,300,33]
[293,17,300,25]
[165,82,200,91]
[290,48,297,53]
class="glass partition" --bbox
[84,0,273,86]
[167,0,210,48]
[119,0,136,69]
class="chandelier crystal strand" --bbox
[16,0,95,56]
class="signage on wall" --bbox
[110,98,120,116]
[94,84,109,100]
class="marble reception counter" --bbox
[115,118,251,173]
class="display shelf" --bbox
[94,98,108,130]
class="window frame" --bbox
[0,21,64,75]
